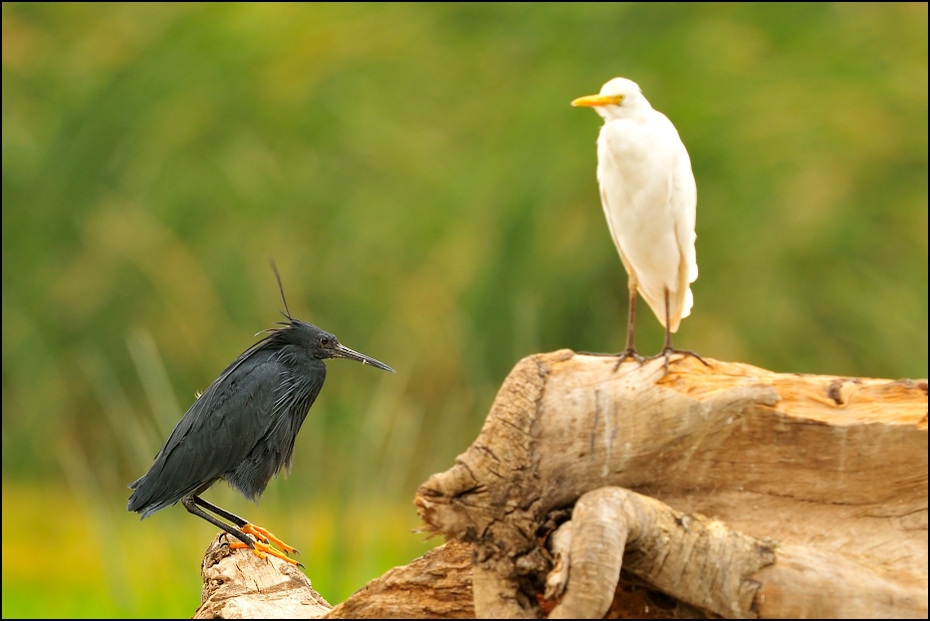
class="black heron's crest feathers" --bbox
[269,257,293,321]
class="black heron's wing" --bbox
[128,340,288,519]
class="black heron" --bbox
[127,268,394,563]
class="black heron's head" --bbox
[285,318,395,372]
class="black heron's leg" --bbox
[649,289,710,376]
[192,495,299,554]
[183,495,301,565]
[191,496,249,529]
[182,496,255,548]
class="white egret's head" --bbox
[571,77,651,121]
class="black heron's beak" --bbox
[331,343,395,373]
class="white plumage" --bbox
[573,77,699,360]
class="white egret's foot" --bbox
[612,349,646,371]
[650,348,710,376]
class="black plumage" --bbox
[128,273,393,562]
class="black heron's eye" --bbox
[320,337,330,347]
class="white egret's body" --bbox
[573,77,700,362]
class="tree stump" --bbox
[195,352,928,618]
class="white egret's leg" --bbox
[624,282,638,354]
[652,289,709,376]
[607,275,644,370]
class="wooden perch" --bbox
[194,534,475,619]
[194,352,928,619]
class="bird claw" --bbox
[241,523,300,556]
[648,348,710,377]
[612,349,645,371]
[227,523,302,565]
[229,538,303,566]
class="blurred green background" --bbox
[2,3,927,617]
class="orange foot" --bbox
[240,523,299,556]
[227,524,300,566]
[229,538,301,566]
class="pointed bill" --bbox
[571,93,624,107]
[331,343,395,373]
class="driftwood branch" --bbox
[194,352,928,618]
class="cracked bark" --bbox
[192,352,927,618]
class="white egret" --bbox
[572,77,706,372]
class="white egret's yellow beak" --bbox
[571,94,624,107]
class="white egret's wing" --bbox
[665,115,698,333]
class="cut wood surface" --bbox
[194,352,928,618]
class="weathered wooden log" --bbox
[416,351,927,618]
[194,352,928,618]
